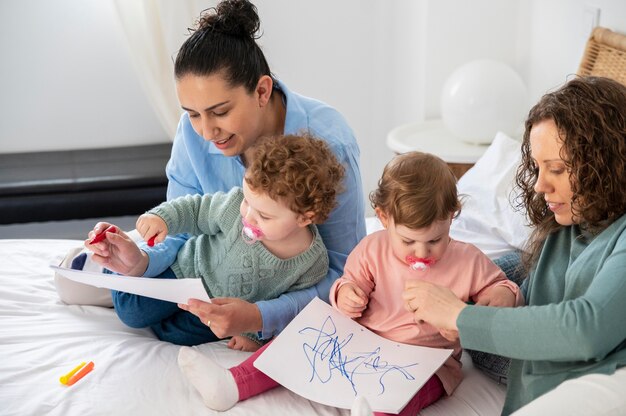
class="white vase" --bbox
[441,59,529,145]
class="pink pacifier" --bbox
[241,218,263,244]
[406,255,435,271]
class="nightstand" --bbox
[386,119,489,178]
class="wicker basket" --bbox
[577,27,626,87]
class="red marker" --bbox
[65,361,95,386]
[147,235,157,247]
[89,225,117,245]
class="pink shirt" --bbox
[329,230,522,394]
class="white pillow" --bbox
[365,216,384,234]
[450,132,532,259]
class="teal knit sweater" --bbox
[149,187,329,303]
[458,214,626,415]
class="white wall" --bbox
[0,0,168,152]
[238,0,526,210]
[422,0,531,118]
[526,0,626,103]
[2,0,625,217]
[256,0,427,212]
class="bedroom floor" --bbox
[0,216,137,240]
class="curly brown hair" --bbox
[244,134,345,223]
[370,152,461,228]
[515,76,626,270]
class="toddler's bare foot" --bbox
[228,335,262,352]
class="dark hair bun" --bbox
[197,0,260,39]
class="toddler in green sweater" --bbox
[104,134,344,351]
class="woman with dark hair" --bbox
[403,76,626,415]
[70,0,366,347]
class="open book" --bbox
[254,297,452,413]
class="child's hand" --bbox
[136,214,168,245]
[84,222,148,276]
[439,328,460,342]
[227,335,262,352]
[475,285,516,307]
[336,283,368,318]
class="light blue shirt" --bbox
[142,79,366,338]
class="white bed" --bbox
[1,133,527,416]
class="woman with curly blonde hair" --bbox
[403,76,626,415]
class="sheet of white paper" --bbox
[50,266,210,304]
[254,298,452,414]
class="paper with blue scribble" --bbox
[253,297,452,413]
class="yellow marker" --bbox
[59,362,86,385]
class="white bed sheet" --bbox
[0,239,506,416]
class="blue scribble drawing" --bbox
[299,315,419,396]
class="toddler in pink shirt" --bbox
[335,152,523,416]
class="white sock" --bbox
[177,346,239,411]
[351,396,373,416]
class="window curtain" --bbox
[111,0,203,139]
